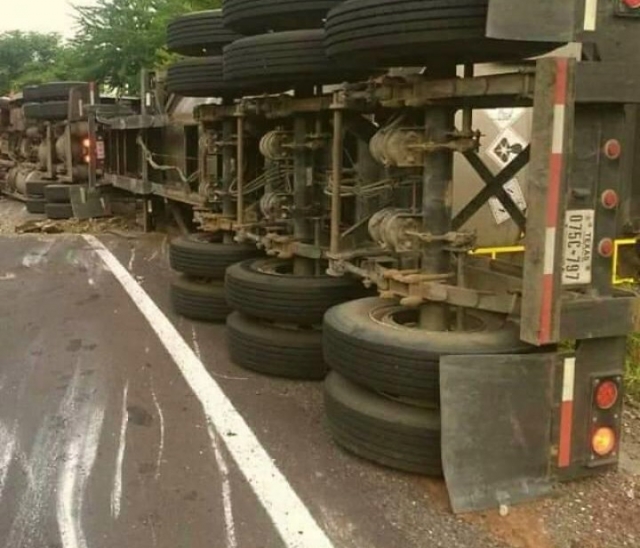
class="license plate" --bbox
[562,209,595,286]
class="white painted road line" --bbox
[209,424,239,548]
[191,331,238,548]
[83,235,336,548]
[111,381,129,519]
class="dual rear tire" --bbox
[322,297,535,475]
[169,234,257,323]
[225,258,369,380]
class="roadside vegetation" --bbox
[0,0,219,95]
[627,333,640,399]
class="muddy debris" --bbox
[15,215,139,235]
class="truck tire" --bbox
[24,181,52,197]
[222,0,343,34]
[23,81,88,102]
[325,372,443,475]
[45,203,74,220]
[170,276,231,322]
[25,198,46,214]
[323,297,535,403]
[167,57,239,98]
[22,103,41,120]
[169,235,259,279]
[225,258,369,325]
[45,184,83,204]
[227,312,327,380]
[223,30,373,91]
[167,10,242,56]
[324,0,559,68]
[23,101,69,121]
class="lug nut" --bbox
[598,238,614,258]
[601,189,619,210]
[603,139,621,160]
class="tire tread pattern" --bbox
[227,312,327,379]
[324,0,560,67]
[170,276,231,323]
[169,236,259,279]
[223,0,343,33]
[225,258,370,324]
[167,10,242,56]
[325,372,443,475]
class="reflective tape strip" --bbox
[551,106,566,154]
[538,59,569,344]
[543,228,557,276]
[584,0,598,31]
[562,357,576,402]
[539,275,554,344]
[558,357,576,468]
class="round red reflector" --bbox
[598,238,614,258]
[595,380,619,409]
[623,0,640,8]
[603,139,621,160]
[601,189,619,209]
[592,427,616,457]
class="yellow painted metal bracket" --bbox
[472,239,638,286]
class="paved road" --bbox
[0,228,512,548]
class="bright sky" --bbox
[1,0,97,38]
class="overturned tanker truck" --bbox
[83,0,640,513]
[0,82,140,218]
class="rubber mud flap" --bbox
[440,352,557,513]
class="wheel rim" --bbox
[369,301,492,334]
[250,258,325,278]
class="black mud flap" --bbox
[486,0,577,42]
[440,352,557,514]
[69,186,111,220]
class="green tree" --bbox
[0,31,75,95]
[70,0,221,94]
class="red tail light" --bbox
[595,380,619,410]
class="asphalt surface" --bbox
[0,215,516,548]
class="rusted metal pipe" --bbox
[236,115,245,225]
[330,106,343,255]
